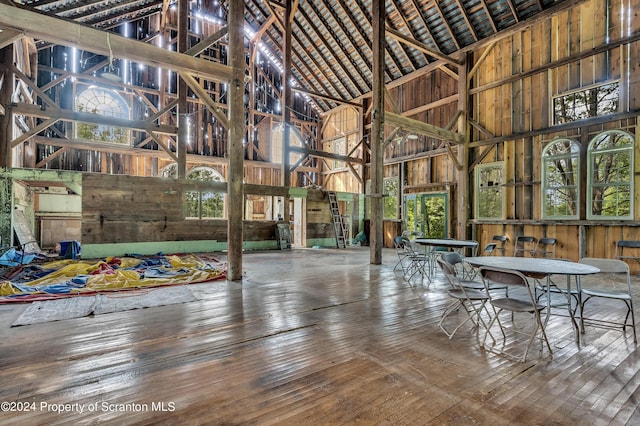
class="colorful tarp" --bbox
[0,253,227,303]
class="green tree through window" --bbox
[542,139,580,219]
[588,131,634,219]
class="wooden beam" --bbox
[227,0,245,281]
[11,65,58,109]
[371,0,385,265]
[0,3,233,82]
[181,72,229,129]
[185,27,228,57]
[385,112,465,144]
[468,41,497,81]
[292,86,361,108]
[289,146,364,164]
[12,103,177,135]
[141,131,178,163]
[0,28,22,50]
[385,26,462,67]
[10,118,59,148]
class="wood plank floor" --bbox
[1,246,639,425]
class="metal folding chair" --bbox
[514,236,537,257]
[400,237,430,283]
[578,258,636,343]
[534,237,557,258]
[479,266,552,362]
[491,235,509,256]
[437,258,493,339]
[615,240,640,267]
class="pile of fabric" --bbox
[0,253,227,303]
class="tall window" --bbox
[383,177,398,219]
[185,167,225,219]
[475,162,504,219]
[587,130,634,220]
[542,139,580,219]
[75,86,129,143]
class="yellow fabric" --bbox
[0,282,23,296]
[7,254,225,296]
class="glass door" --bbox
[404,192,448,238]
[422,193,448,238]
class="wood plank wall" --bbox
[321,106,362,193]
[81,173,276,244]
[470,0,640,271]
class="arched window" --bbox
[542,139,580,219]
[160,163,177,178]
[185,167,225,219]
[587,130,634,220]
[75,86,130,144]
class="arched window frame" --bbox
[75,86,130,144]
[587,130,635,220]
[185,166,226,219]
[541,138,580,220]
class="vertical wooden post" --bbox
[227,0,245,280]
[0,45,14,168]
[281,0,293,223]
[457,53,469,240]
[370,0,385,264]
[177,0,188,178]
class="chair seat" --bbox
[491,298,544,313]
[447,288,489,301]
[582,288,632,300]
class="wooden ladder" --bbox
[328,191,347,248]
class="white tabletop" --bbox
[414,238,479,248]
[463,256,600,275]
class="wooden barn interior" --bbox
[1,0,640,423]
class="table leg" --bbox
[566,275,581,345]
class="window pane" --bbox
[553,82,619,125]
[184,191,199,218]
[200,192,224,218]
[542,139,579,219]
[383,178,398,219]
[476,163,503,219]
[588,131,634,219]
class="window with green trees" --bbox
[542,139,580,219]
[161,165,225,219]
[588,130,634,220]
[553,82,619,125]
[383,177,398,219]
[476,163,504,219]
[75,86,129,144]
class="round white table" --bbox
[463,256,600,344]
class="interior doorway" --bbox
[403,192,448,238]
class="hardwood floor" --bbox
[0,247,639,425]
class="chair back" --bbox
[514,236,537,257]
[437,257,455,276]
[483,243,497,255]
[535,237,557,258]
[615,240,640,261]
[579,257,631,292]
[437,258,463,291]
[480,266,530,288]
[393,236,404,249]
[441,251,463,267]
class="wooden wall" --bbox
[81,173,276,244]
[469,0,640,270]
[321,106,363,193]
